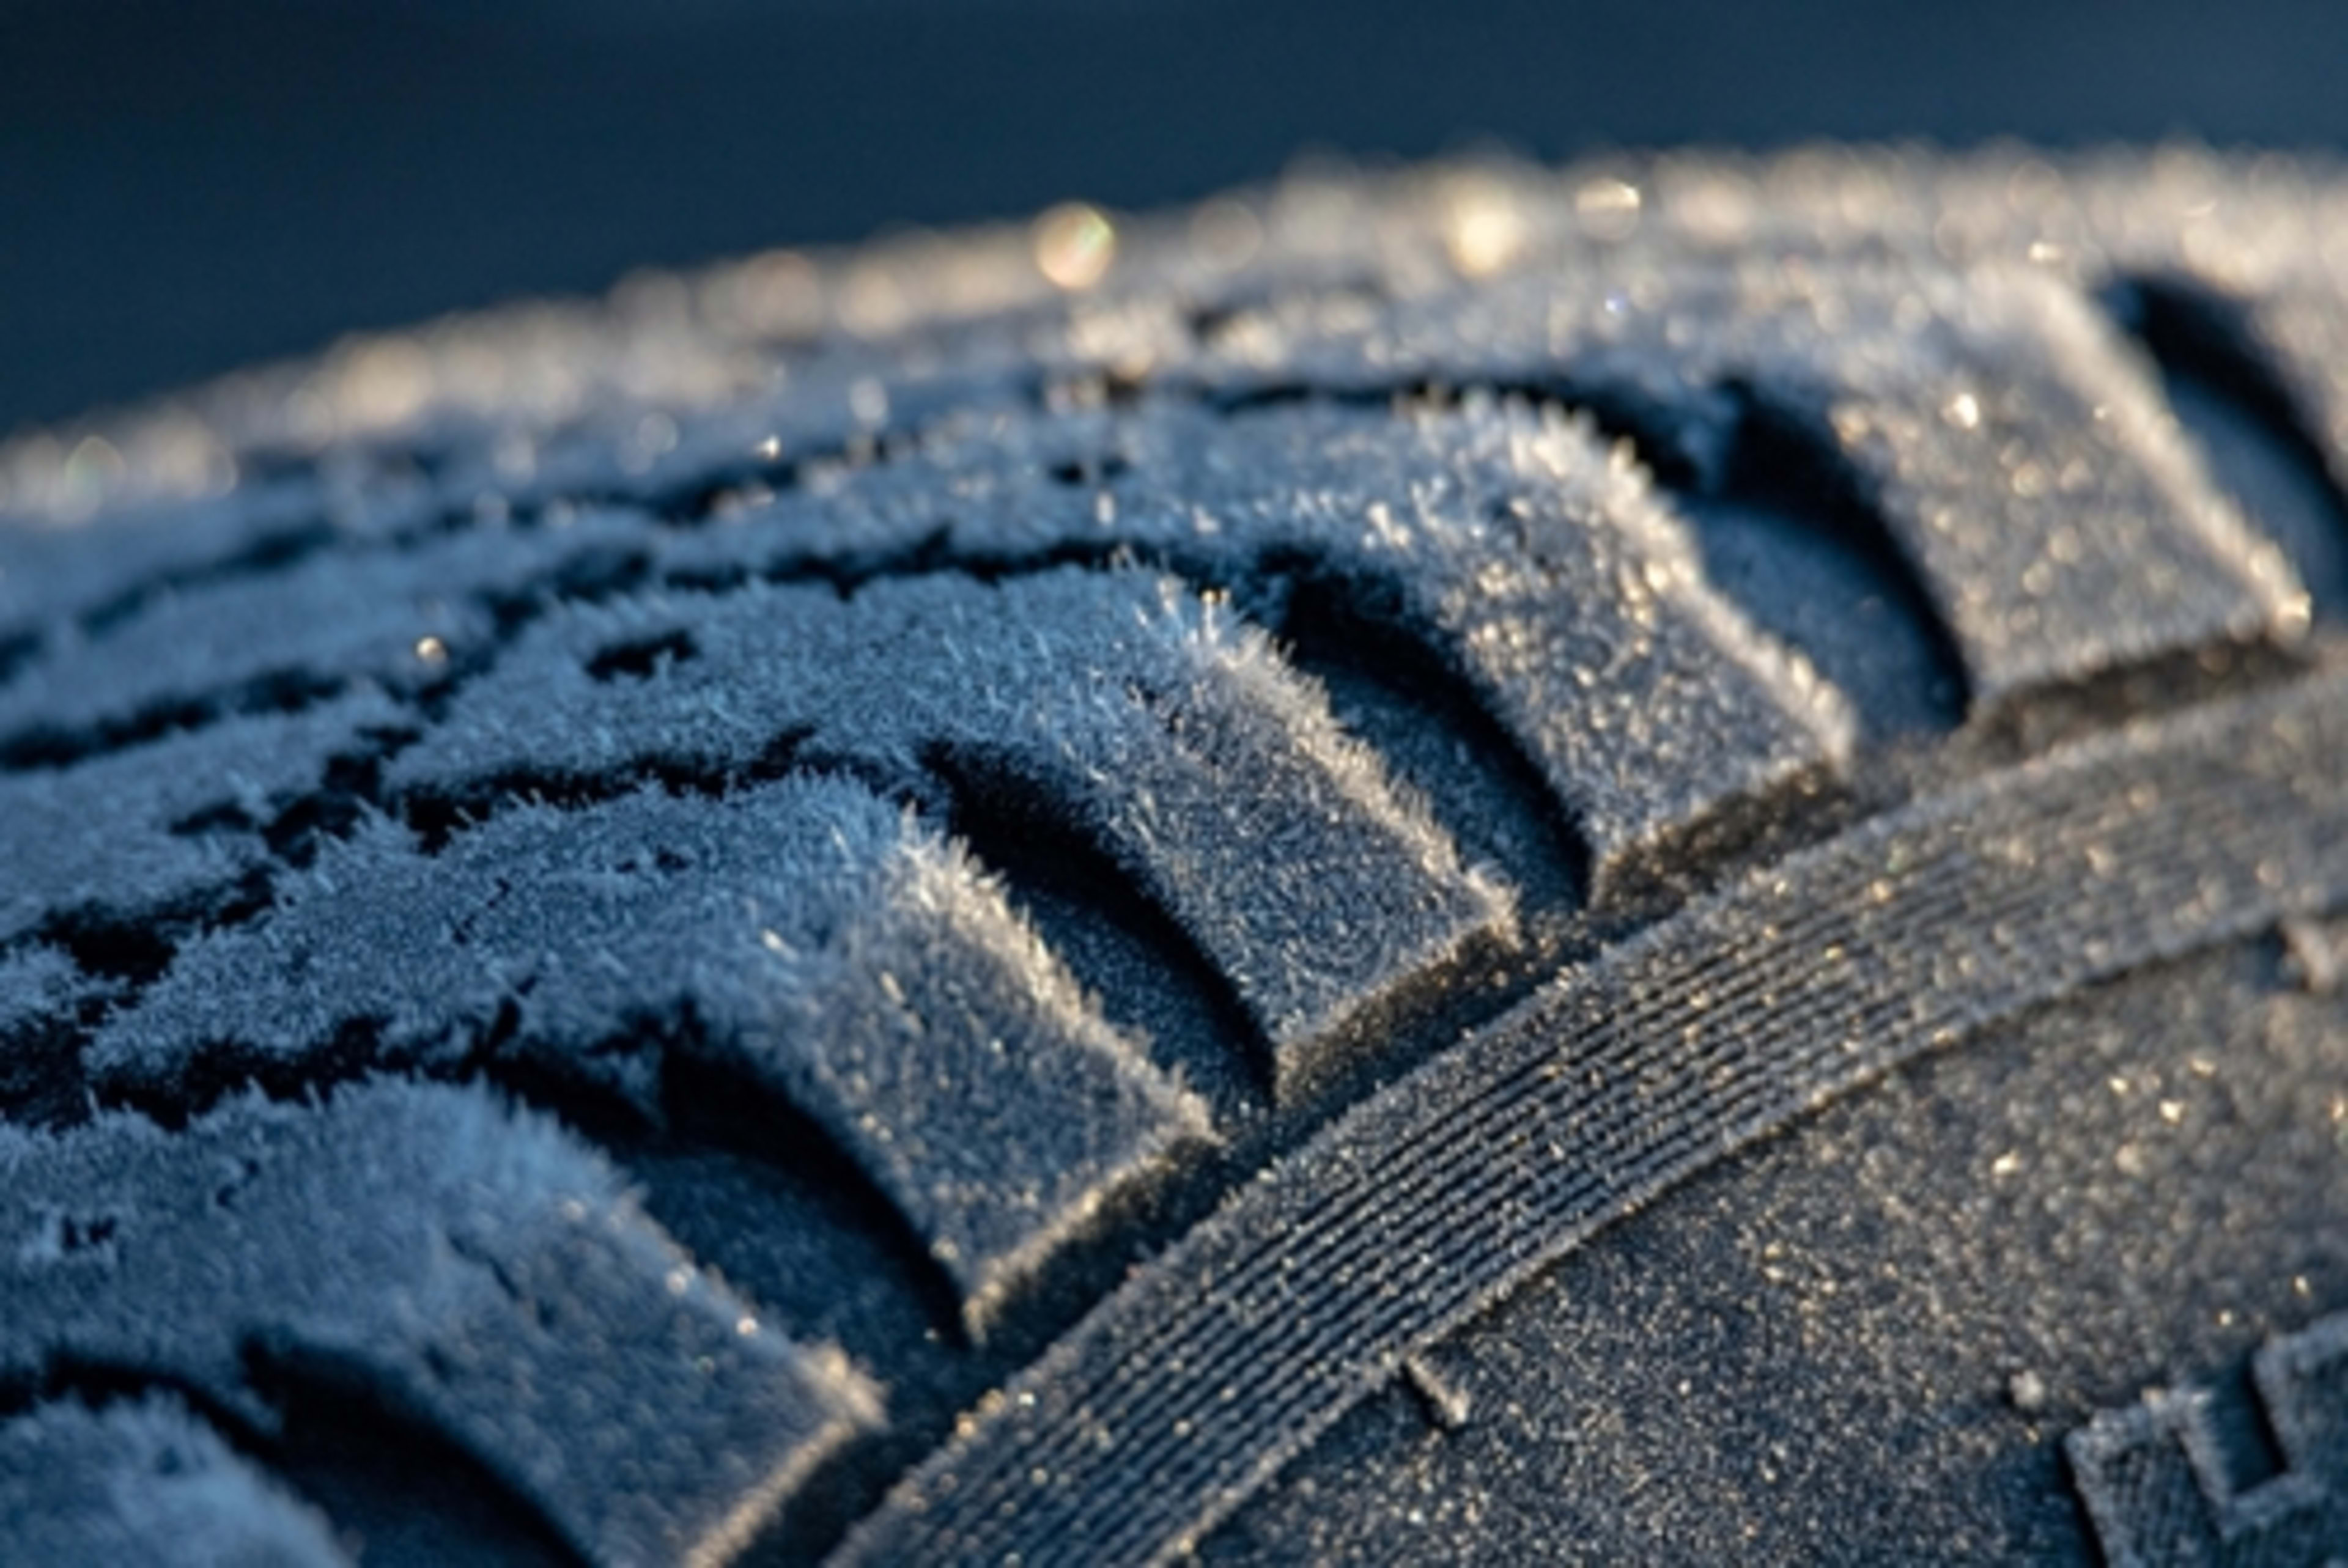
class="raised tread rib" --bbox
[0,1080,882,1566]
[1188,252,2309,705]
[92,776,1213,1331]
[649,398,1854,900]
[1910,152,2348,501]
[381,565,1513,1097]
[0,1396,354,1568]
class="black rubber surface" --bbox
[6,150,2348,1565]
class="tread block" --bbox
[1934,151,2348,529]
[0,508,652,744]
[1805,265,2307,698]
[2068,1311,2348,1567]
[0,944,95,1037]
[95,776,1213,1330]
[0,1080,880,1566]
[1188,254,2308,708]
[382,567,1513,1097]
[0,1396,353,1568]
[655,399,1854,900]
[0,691,407,947]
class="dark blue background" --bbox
[4,0,2344,432]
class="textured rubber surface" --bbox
[5,149,2348,1565]
[2068,1309,2348,1565]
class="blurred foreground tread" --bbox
[5,149,2348,1565]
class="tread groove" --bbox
[923,743,1271,1116]
[1682,384,1972,739]
[2113,274,2348,621]
[0,1391,364,1568]
[1249,552,1595,918]
[1,1080,885,1565]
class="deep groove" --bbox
[2202,1358,2292,1498]
[1256,555,1592,921]
[393,729,811,853]
[0,1002,97,1129]
[165,801,259,840]
[1047,452,1132,487]
[735,534,1136,600]
[262,743,407,867]
[2110,276,2348,619]
[0,628,40,685]
[1957,635,2313,762]
[32,874,270,987]
[0,1361,260,1454]
[0,1356,573,1568]
[617,1048,1018,1568]
[483,543,657,630]
[1684,388,1971,740]
[240,1342,585,1568]
[583,628,698,682]
[923,742,1271,1112]
[99,1017,397,1132]
[644,1043,971,1353]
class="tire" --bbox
[6,149,2348,1567]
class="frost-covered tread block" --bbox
[0,1081,881,1565]
[1193,256,2309,705]
[0,1396,354,1568]
[1912,152,2348,515]
[653,400,1852,897]
[0,944,95,1037]
[385,566,1513,1096]
[0,691,406,946]
[95,776,1213,1329]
